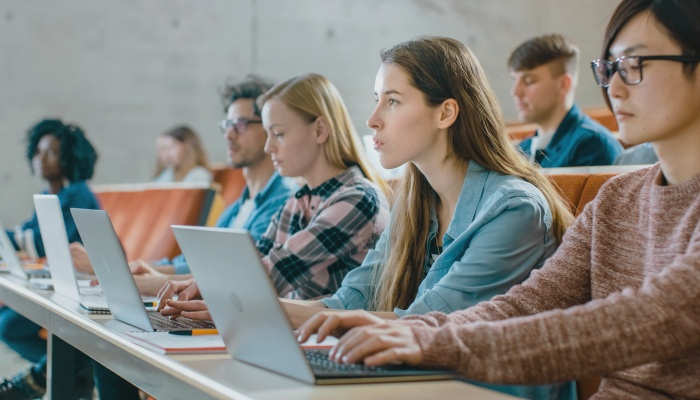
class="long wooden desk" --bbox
[0,274,516,400]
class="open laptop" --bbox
[70,208,213,332]
[0,222,49,280]
[33,195,107,312]
[172,226,454,385]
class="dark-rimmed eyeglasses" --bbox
[591,55,700,88]
[218,118,262,134]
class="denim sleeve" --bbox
[396,195,551,317]
[170,254,190,275]
[321,226,389,310]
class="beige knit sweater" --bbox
[402,164,700,399]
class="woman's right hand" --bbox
[296,310,385,343]
[155,279,199,312]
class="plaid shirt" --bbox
[257,166,389,299]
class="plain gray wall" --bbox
[0,0,617,226]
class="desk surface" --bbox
[0,274,516,400]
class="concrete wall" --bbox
[0,0,618,226]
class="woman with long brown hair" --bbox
[290,37,575,399]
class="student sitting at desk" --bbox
[159,73,391,303]
[68,76,295,296]
[0,119,100,399]
[98,73,391,400]
[511,34,623,167]
[297,1,700,398]
[161,38,576,400]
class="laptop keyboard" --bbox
[148,312,215,331]
[305,349,405,376]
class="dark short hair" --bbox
[25,119,98,182]
[601,0,700,107]
[508,34,579,76]
[220,74,274,116]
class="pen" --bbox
[143,301,157,308]
[168,329,218,336]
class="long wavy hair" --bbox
[258,73,390,198]
[371,37,574,311]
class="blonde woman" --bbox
[293,38,576,400]
[158,73,390,310]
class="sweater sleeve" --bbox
[401,198,596,328]
[409,228,700,384]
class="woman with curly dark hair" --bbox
[0,118,101,399]
[6,118,100,258]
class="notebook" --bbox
[122,332,336,355]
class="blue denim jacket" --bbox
[519,104,622,168]
[322,161,576,400]
[169,172,293,274]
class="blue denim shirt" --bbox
[322,161,576,400]
[519,104,622,167]
[168,172,293,274]
[6,181,101,258]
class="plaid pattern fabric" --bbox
[257,166,389,299]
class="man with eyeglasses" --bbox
[589,56,662,166]
[68,76,294,296]
[84,76,295,400]
[510,34,623,167]
[135,75,295,282]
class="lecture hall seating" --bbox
[93,183,215,261]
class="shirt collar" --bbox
[444,160,489,241]
[294,166,363,200]
[247,172,285,206]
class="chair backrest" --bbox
[212,166,246,206]
[94,184,215,260]
[546,170,622,399]
[583,106,618,132]
[546,174,589,215]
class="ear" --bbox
[559,73,573,96]
[314,116,331,144]
[436,98,459,130]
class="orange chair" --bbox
[95,186,215,261]
[583,106,618,132]
[546,174,589,214]
[211,166,246,206]
[547,172,621,399]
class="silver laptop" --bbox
[0,222,49,280]
[33,195,106,312]
[70,208,213,332]
[173,226,453,385]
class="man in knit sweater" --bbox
[296,1,700,398]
